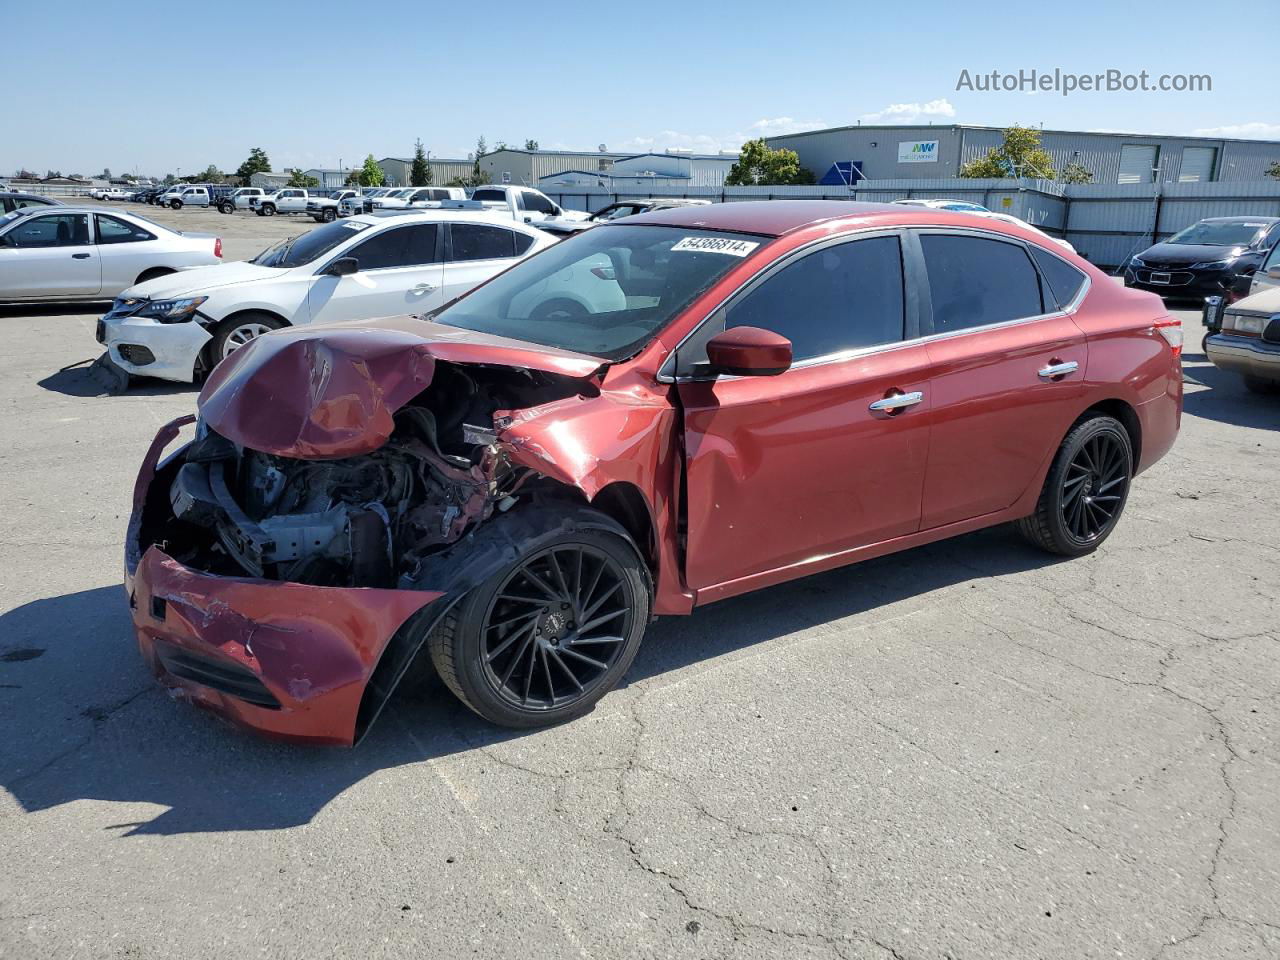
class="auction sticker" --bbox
[671,236,760,257]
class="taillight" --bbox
[1153,318,1182,356]
[214,238,223,259]
[590,265,616,280]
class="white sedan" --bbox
[97,212,556,383]
[0,206,222,302]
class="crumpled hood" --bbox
[1137,242,1247,267]
[198,316,606,459]
[126,260,283,299]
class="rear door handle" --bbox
[411,283,436,293]
[1037,360,1079,379]
[869,391,924,412]
[72,253,91,259]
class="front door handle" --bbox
[72,253,91,259]
[869,390,924,412]
[1037,360,1079,379]
[411,283,437,293]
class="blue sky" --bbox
[2,0,1271,177]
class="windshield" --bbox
[433,225,769,361]
[1167,221,1268,246]
[251,219,369,267]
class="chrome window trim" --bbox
[656,224,1090,384]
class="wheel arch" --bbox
[195,308,292,378]
[134,266,176,286]
[1077,397,1141,467]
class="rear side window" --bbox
[724,235,905,361]
[471,189,505,203]
[96,215,155,244]
[1029,246,1087,310]
[349,224,438,270]
[920,234,1044,333]
[513,231,536,255]
[451,224,515,261]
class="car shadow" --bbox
[0,526,1061,836]
[1182,356,1280,430]
[36,357,195,398]
[0,301,112,319]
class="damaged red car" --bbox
[126,201,1182,744]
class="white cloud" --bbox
[748,117,826,137]
[860,98,956,125]
[613,117,826,156]
[1190,122,1280,140]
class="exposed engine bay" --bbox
[146,362,588,588]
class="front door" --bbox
[676,233,932,594]
[307,222,444,325]
[0,213,100,298]
[914,231,1089,529]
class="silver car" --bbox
[0,206,222,302]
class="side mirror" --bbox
[705,326,792,377]
[1268,264,1280,280]
[326,257,358,277]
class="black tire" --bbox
[1017,415,1133,557]
[1201,332,1211,355]
[209,312,285,364]
[260,204,276,217]
[1243,375,1280,395]
[322,208,336,222]
[170,200,182,210]
[218,202,233,214]
[134,267,175,286]
[428,506,651,728]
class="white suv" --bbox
[98,213,555,382]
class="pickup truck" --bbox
[158,184,233,209]
[370,186,466,211]
[463,185,590,224]
[217,187,265,214]
[305,189,361,222]
[249,189,310,217]
[91,188,130,201]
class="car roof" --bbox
[350,211,544,231]
[3,193,63,203]
[620,200,957,237]
[1199,216,1280,224]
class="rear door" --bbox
[0,212,100,298]
[914,230,1088,529]
[676,232,933,596]
[306,222,443,324]
[94,213,163,294]
[441,223,529,301]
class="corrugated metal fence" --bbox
[538,177,1280,269]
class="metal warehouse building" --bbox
[766,124,1280,184]
[378,157,476,187]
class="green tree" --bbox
[235,147,272,183]
[356,154,385,187]
[410,139,432,186]
[472,136,487,183]
[1060,161,1094,184]
[287,168,321,188]
[959,125,1055,179]
[200,164,225,183]
[1266,161,1280,180]
[724,138,814,186]
[524,139,539,151]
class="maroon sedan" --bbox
[126,201,1182,744]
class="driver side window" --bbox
[723,235,906,362]
[6,214,91,248]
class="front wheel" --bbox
[218,202,233,214]
[170,200,182,210]
[209,313,285,363]
[260,204,276,217]
[1017,415,1133,557]
[322,208,336,222]
[428,507,650,728]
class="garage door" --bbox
[1118,145,1158,184]
[1178,146,1216,182]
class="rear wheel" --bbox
[1018,415,1133,557]
[428,507,650,728]
[530,298,589,322]
[1243,374,1280,395]
[134,267,175,286]
[210,313,285,363]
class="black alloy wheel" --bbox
[1058,430,1128,542]
[481,543,634,711]
[1018,415,1132,556]
[427,507,650,727]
